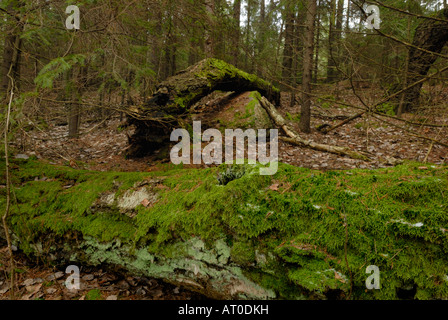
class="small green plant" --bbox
[285,112,301,122]
[85,289,103,300]
[217,165,246,185]
[376,103,396,116]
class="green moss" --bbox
[195,59,280,100]
[2,159,448,299]
[85,289,103,300]
[231,241,256,265]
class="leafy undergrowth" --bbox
[1,159,447,299]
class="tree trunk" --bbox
[1,3,24,103]
[245,0,254,72]
[281,1,295,87]
[299,0,317,134]
[163,7,177,79]
[151,0,163,80]
[313,1,321,83]
[334,0,344,79]
[326,0,337,82]
[204,0,215,58]
[398,8,448,112]
[232,0,242,67]
[397,4,412,117]
[66,69,79,138]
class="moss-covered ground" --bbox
[1,159,447,299]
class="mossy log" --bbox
[1,159,448,300]
[126,59,281,157]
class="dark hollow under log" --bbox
[125,59,281,157]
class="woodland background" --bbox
[1,0,448,141]
[1,0,448,301]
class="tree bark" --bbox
[398,8,448,112]
[204,0,215,58]
[66,68,79,138]
[299,0,317,134]
[313,1,321,83]
[281,0,295,87]
[326,0,337,82]
[232,0,242,67]
[1,2,24,103]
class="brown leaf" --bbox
[269,184,279,191]
[141,198,150,207]
[334,272,346,283]
[22,283,42,300]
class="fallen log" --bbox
[126,59,281,157]
[258,97,371,161]
[2,159,448,300]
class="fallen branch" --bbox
[259,97,371,161]
[320,63,448,134]
[370,114,448,148]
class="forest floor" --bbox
[1,84,447,300]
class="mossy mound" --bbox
[213,91,273,131]
[1,159,448,299]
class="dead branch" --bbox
[259,97,371,161]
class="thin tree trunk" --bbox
[397,6,411,117]
[232,0,241,67]
[299,0,317,134]
[258,0,267,61]
[326,0,337,82]
[66,68,79,138]
[152,1,163,79]
[334,0,344,79]
[204,0,215,58]
[313,1,321,83]
[345,0,351,31]
[245,0,253,71]
[281,0,295,86]
[1,9,24,103]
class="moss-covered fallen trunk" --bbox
[126,58,281,157]
[1,159,448,300]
